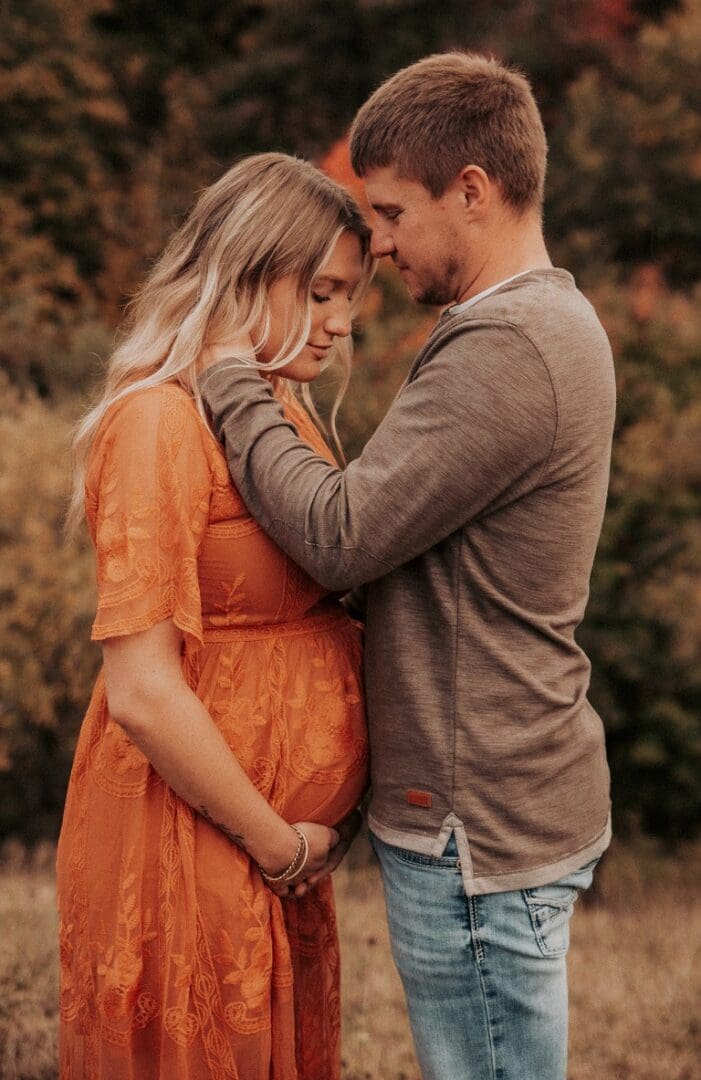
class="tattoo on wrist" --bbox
[199,805,246,850]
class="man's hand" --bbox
[199,333,256,373]
[289,809,363,899]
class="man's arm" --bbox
[199,322,557,591]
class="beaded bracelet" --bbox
[259,826,309,884]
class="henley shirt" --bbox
[199,268,616,895]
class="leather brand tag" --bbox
[406,789,433,809]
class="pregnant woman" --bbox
[57,153,373,1079]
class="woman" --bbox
[57,153,374,1079]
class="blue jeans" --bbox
[371,832,597,1080]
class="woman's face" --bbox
[259,231,364,383]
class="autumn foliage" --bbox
[1,0,700,845]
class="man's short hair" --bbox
[350,52,548,214]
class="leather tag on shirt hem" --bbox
[406,789,433,809]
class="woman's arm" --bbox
[103,617,338,884]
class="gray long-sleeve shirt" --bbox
[199,269,616,894]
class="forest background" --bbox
[2,0,700,848]
[1,1,701,1076]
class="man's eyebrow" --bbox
[370,201,402,213]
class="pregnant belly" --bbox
[279,702,368,825]
[194,621,369,828]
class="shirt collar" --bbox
[446,270,535,316]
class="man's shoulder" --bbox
[431,269,612,372]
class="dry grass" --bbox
[335,837,701,1080]
[0,847,58,1080]
[1,839,699,1079]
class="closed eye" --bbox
[371,205,403,223]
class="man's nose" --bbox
[370,227,395,259]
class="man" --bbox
[199,52,615,1080]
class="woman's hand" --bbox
[263,821,340,898]
[267,810,363,899]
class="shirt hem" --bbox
[368,810,612,897]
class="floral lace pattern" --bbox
[57,384,368,1079]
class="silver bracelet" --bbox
[259,826,309,884]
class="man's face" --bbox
[363,166,466,306]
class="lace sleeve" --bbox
[88,385,213,648]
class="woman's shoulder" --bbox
[98,382,212,447]
[89,382,218,479]
[105,381,198,425]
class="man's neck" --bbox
[455,216,552,305]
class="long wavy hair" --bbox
[67,152,374,533]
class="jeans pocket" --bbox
[523,882,578,958]
[371,833,461,871]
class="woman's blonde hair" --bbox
[68,152,373,533]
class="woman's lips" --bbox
[308,343,332,359]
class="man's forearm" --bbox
[199,364,392,590]
[198,324,556,591]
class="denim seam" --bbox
[467,894,485,963]
[466,894,499,1079]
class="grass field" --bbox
[1,838,699,1079]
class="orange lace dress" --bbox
[56,383,368,1080]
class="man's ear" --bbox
[457,164,492,219]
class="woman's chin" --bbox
[275,359,325,383]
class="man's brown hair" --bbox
[349,52,548,213]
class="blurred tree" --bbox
[546,0,701,283]
[0,0,129,280]
[89,0,267,298]
[580,277,701,839]
[0,0,128,392]
[2,0,682,394]
[1,0,700,845]
[199,0,658,161]
[200,0,498,159]
[0,378,99,842]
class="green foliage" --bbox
[0,382,99,842]
[546,0,701,283]
[198,0,500,159]
[1,0,701,844]
[579,283,701,839]
[0,0,128,395]
[0,0,130,279]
